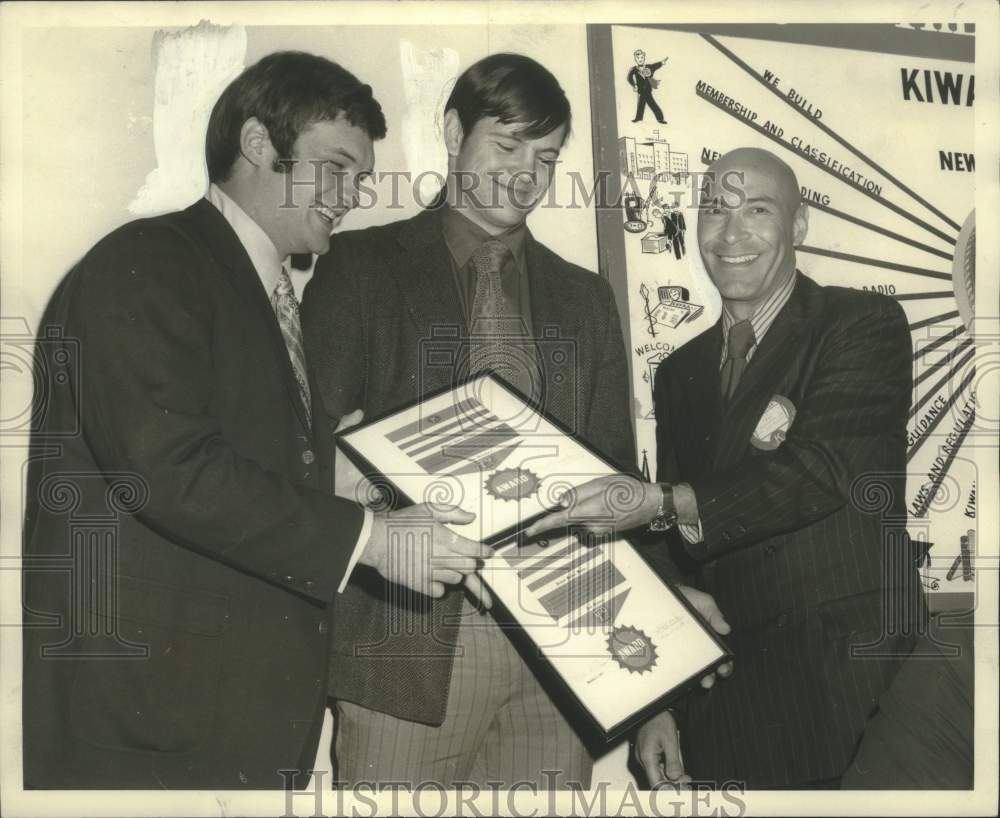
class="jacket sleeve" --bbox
[687,297,912,561]
[301,237,369,427]
[583,277,637,473]
[70,228,364,604]
[642,358,697,585]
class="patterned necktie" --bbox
[467,240,536,398]
[271,265,312,429]
[720,319,756,400]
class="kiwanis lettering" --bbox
[965,483,976,519]
[901,68,974,106]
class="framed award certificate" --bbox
[337,373,625,545]
[483,533,730,738]
[337,373,731,738]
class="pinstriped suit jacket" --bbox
[651,272,926,788]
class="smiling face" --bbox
[445,113,565,234]
[697,150,808,318]
[252,116,375,258]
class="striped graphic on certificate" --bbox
[384,396,522,477]
[501,537,632,630]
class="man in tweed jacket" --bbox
[302,54,635,789]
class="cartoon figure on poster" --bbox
[639,174,687,258]
[627,49,669,124]
[667,202,686,259]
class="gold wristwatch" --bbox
[649,482,678,532]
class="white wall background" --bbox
[13,22,601,320]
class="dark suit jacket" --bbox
[22,199,364,789]
[301,206,635,726]
[651,272,925,788]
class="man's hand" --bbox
[635,710,690,789]
[522,475,660,539]
[333,410,377,503]
[337,409,492,604]
[678,585,734,688]
[358,503,488,598]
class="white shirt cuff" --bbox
[672,483,703,544]
[337,508,374,594]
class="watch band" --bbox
[649,482,678,532]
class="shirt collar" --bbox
[441,204,527,272]
[721,269,797,351]
[206,183,286,295]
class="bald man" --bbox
[527,148,925,788]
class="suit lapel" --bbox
[714,272,812,467]
[181,199,313,435]
[524,235,583,427]
[678,322,724,473]
[391,209,467,341]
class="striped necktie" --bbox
[468,240,537,398]
[720,319,756,400]
[271,265,312,429]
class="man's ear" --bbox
[792,203,809,246]
[443,109,464,158]
[239,117,274,169]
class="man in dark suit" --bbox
[302,53,638,790]
[526,147,925,789]
[22,51,486,790]
[627,49,668,124]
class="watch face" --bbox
[650,512,677,532]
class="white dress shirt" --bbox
[207,184,372,593]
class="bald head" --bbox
[706,147,801,216]
[697,147,809,320]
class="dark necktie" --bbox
[271,265,312,428]
[468,240,536,397]
[720,319,756,400]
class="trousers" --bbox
[333,598,591,789]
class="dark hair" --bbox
[206,51,387,182]
[444,53,571,143]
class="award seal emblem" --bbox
[607,625,658,674]
[752,394,797,451]
[485,467,541,502]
